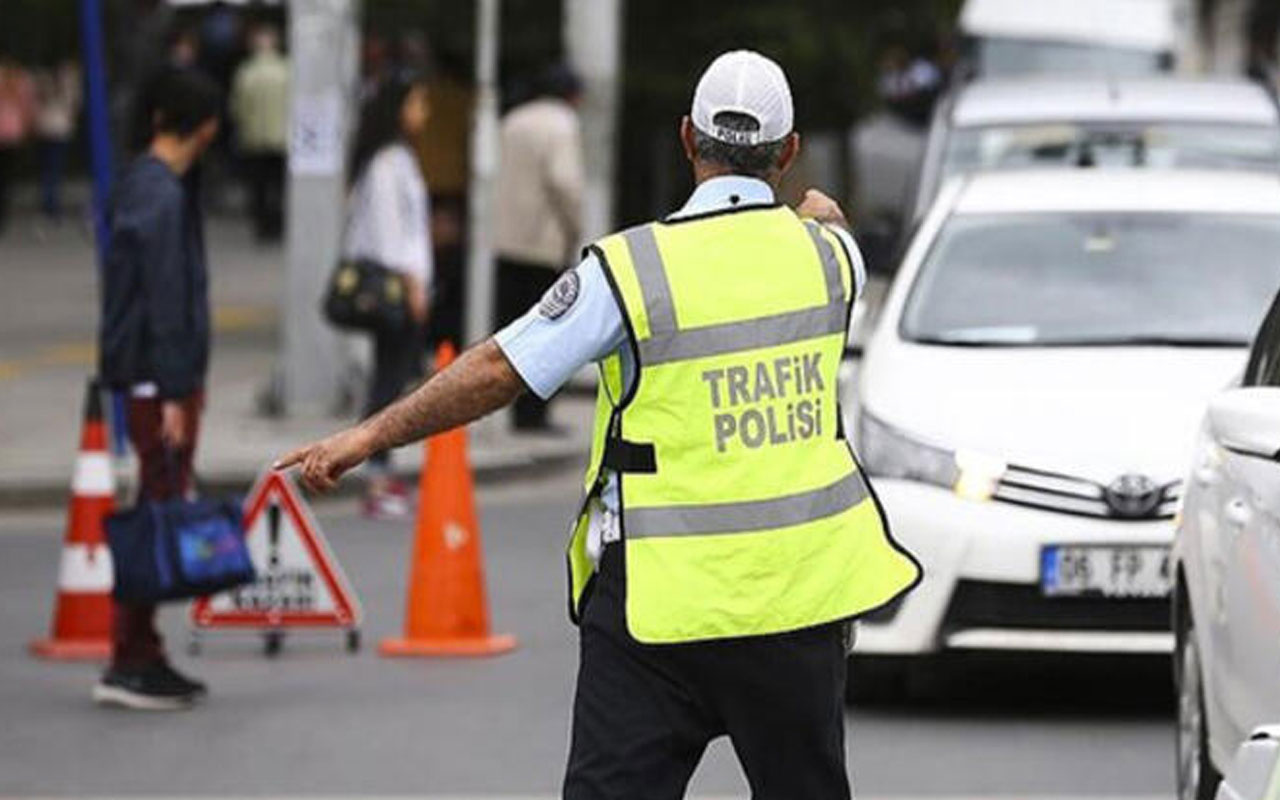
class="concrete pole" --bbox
[281,0,361,415]
[564,0,623,242]
[463,0,502,349]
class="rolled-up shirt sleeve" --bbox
[826,223,867,301]
[494,253,626,400]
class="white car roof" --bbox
[951,78,1279,127]
[951,170,1280,215]
[959,0,1176,51]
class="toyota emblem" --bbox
[1104,473,1162,518]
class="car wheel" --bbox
[1176,607,1221,800]
[846,655,909,705]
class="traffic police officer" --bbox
[278,50,921,799]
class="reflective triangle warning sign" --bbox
[191,471,361,629]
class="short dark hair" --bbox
[539,62,582,101]
[691,111,786,179]
[151,68,223,137]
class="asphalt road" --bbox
[0,467,1175,798]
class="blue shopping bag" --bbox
[106,496,255,603]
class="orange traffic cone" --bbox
[30,379,116,660]
[379,342,517,658]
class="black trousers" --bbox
[0,147,14,233]
[242,151,285,241]
[564,546,852,800]
[364,324,425,467]
[495,256,561,429]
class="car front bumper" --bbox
[857,478,1175,655]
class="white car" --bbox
[1173,291,1280,800]
[910,77,1280,224]
[1214,726,1280,800]
[959,0,1195,77]
[847,169,1280,697]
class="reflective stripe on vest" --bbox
[626,470,871,538]
[623,223,848,365]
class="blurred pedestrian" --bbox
[1246,28,1279,89]
[230,23,288,242]
[394,30,432,81]
[32,57,81,225]
[0,55,35,234]
[876,37,943,127]
[342,74,433,519]
[197,1,243,91]
[358,33,390,105]
[129,27,201,154]
[494,63,584,432]
[96,69,222,710]
[277,50,920,798]
[417,62,473,353]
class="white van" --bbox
[959,0,1197,76]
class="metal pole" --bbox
[79,0,128,454]
[564,0,622,242]
[280,0,360,415]
[79,0,113,267]
[463,0,501,349]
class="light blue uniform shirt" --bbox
[494,176,866,519]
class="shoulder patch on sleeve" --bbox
[538,268,581,320]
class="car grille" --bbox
[944,580,1171,633]
[993,464,1180,520]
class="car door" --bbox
[1219,294,1280,744]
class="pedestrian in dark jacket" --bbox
[95,68,221,711]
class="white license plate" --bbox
[1041,545,1172,598]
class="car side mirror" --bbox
[1208,387,1280,460]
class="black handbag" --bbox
[322,259,411,334]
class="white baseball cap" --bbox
[690,50,794,146]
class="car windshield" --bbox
[943,123,1280,180]
[976,38,1165,76]
[902,212,1280,347]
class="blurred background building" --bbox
[0,0,1274,251]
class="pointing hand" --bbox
[274,427,375,494]
[796,188,849,230]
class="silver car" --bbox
[910,77,1280,225]
[1173,290,1280,800]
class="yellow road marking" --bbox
[214,304,275,332]
[0,305,274,381]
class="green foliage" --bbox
[624,0,957,128]
[615,0,959,221]
[0,0,78,64]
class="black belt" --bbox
[602,437,657,474]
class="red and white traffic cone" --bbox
[29,379,116,660]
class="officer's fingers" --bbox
[296,462,316,493]
[306,458,337,493]
[313,454,344,494]
[300,451,326,493]
[313,471,339,493]
[273,445,310,471]
[802,188,829,204]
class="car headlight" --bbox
[856,410,958,486]
[855,410,1006,501]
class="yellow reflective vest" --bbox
[568,204,921,644]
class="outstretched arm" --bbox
[275,338,525,493]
